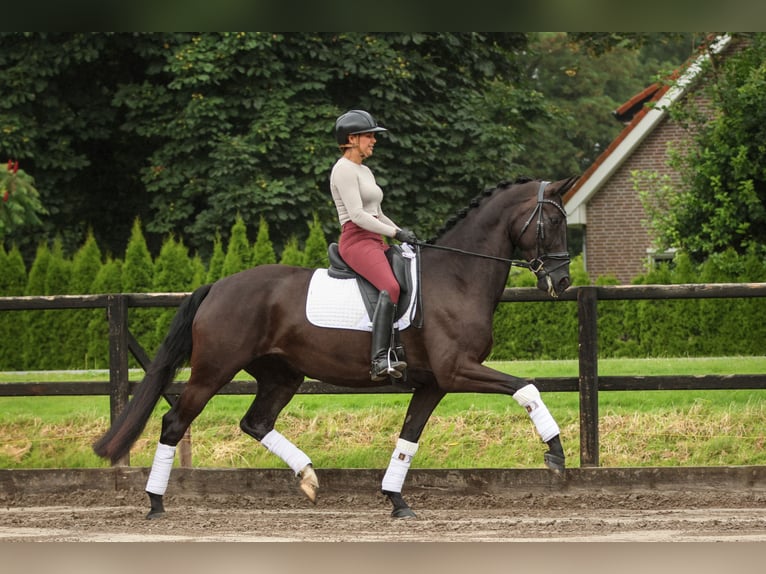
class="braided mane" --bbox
[426,176,534,243]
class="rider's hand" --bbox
[395,228,419,244]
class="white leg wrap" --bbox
[146,442,176,496]
[381,438,419,493]
[260,429,312,476]
[513,384,560,443]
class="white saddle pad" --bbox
[305,245,418,332]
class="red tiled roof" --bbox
[563,81,670,203]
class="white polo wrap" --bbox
[513,384,560,442]
[260,429,312,476]
[145,442,176,496]
[381,438,419,493]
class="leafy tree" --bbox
[251,217,276,266]
[660,33,766,261]
[1,33,531,260]
[0,162,47,240]
[0,33,150,257]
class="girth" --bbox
[327,242,414,322]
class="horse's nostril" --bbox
[559,277,571,292]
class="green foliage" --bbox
[0,244,26,296]
[66,232,103,368]
[222,214,251,276]
[122,218,156,359]
[251,217,276,266]
[490,251,766,360]
[0,245,26,369]
[206,232,226,282]
[303,213,329,269]
[152,235,195,348]
[86,257,123,369]
[0,163,47,239]
[663,33,766,261]
[279,236,306,267]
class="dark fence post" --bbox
[578,286,599,467]
[107,294,130,466]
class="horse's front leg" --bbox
[382,379,445,518]
[445,361,566,474]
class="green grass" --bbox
[1,357,764,470]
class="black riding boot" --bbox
[370,291,407,382]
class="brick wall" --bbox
[584,117,688,283]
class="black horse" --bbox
[94,176,577,518]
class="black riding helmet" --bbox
[335,110,388,146]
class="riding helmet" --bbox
[335,110,388,145]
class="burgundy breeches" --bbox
[338,222,400,304]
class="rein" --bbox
[413,181,570,274]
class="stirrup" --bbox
[371,349,406,381]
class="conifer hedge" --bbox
[2,220,765,369]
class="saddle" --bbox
[327,243,414,323]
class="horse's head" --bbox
[512,177,578,298]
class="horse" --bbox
[93,176,578,519]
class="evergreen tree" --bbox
[252,217,276,266]
[152,235,194,350]
[206,231,226,282]
[0,244,26,295]
[39,238,72,368]
[22,242,51,369]
[86,257,123,369]
[190,253,206,288]
[221,215,250,276]
[122,218,156,362]
[303,213,329,269]
[0,245,26,369]
[279,235,306,267]
[67,231,103,369]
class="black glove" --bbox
[395,228,419,244]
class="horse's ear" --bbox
[553,176,579,196]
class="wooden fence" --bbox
[1,283,765,468]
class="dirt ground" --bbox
[2,487,765,542]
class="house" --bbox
[563,34,735,283]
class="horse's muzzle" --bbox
[533,253,571,298]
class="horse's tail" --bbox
[93,283,213,464]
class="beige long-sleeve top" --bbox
[330,157,399,237]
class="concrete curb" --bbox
[2,466,765,499]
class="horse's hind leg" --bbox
[239,357,318,503]
[145,366,235,519]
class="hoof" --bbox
[299,464,319,504]
[383,490,417,519]
[391,507,417,519]
[544,451,566,474]
[146,491,165,519]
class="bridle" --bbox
[413,181,571,295]
[515,181,571,291]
